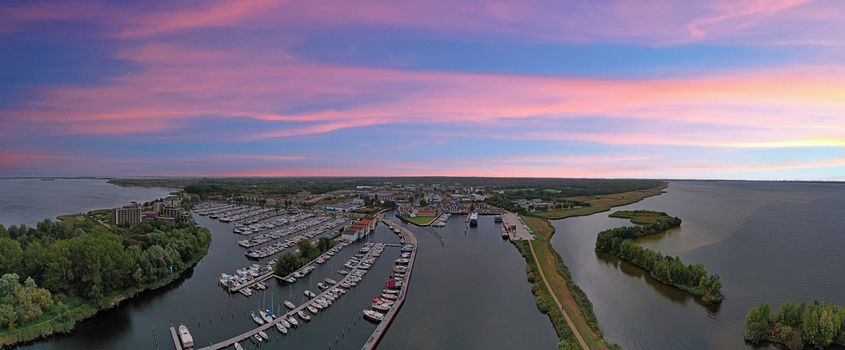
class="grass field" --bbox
[535,183,667,220]
[522,215,615,350]
[399,216,436,226]
[608,210,671,225]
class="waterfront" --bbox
[7,179,553,350]
[379,213,559,349]
[0,178,172,226]
[550,181,845,349]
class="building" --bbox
[112,203,142,225]
[160,206,187,221]
[413,209,438,217]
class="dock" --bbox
[362,216,418,350]
[169,326,183,350]
[194,243,385,350]
[501,211,534,241]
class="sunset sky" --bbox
[1,0,844,179]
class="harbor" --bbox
[362,216,418,349]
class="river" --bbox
[549,181,845,349]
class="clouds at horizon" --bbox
[1,0,844,180]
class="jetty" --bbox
[188,245,383,350]
[362,216,418,350]
[501,211,533,241]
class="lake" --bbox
[0,178,173,226]
[549,181,845,349]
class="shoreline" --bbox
[0,211,210,347]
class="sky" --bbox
[1,0,844,180]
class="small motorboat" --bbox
[253,333,263,342]
[298,310,311,322]
[307,305,318,314]
[284,300,296,309]
[317,282,328,290]
[287,316,299,327]
[276,322,288,335]
[281,318,291,328]
[304,290,316,298]
[258,330,269,340]
[325,278,338,285]
[381,293,398,300]
[251,312,264,325]
[234,342,244,350]
[260,310,273,323]
[363,310,385,322]
[372,302,391,312]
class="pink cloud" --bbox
[2,1,843,46]
[7,40,844,149]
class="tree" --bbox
[318,237,332,253]
[779,300,801,327]
[297,239,316,260]
[274,253,300,276]
[745,304,769,343]
[0,238,23,274]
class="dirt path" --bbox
[528,240,590,350]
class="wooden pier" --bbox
[362,216,418,350]
[169,326,183,350]
[193,244,384,350]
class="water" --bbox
[0,178,173,226]
[549,181,845,349]
[10,180,555,350]
[378,215,559,350]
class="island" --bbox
[0,196,210,346]
[595,210,723,305]
[745,301,845,350]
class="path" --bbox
[528,241,589,350]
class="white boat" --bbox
[317,282,328,290]
[234,342,244,350]
[178,324,194,349]
[287,316,299,327]
[298,310,311,322]
[307,305,318,314]
[383,288,400,295]
[381,293,398,300]
[281,318,291,328]
[258,330,269,340]
[260,310,273,323]
[276,322,288,335]
[304,290,316,298]
[284,301,296,309]
[363,310,385,322]
[253,334,263,342]
[372,302,391,312]
[325,278,338,285]
[251,312,264,325]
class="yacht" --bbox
[304,290,316,298]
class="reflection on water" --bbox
[551,181,845,350]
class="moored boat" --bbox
[363,310,385,322]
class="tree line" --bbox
[0,216,210,337]
[746,301,845,350]
[595,212,723,305]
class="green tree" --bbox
[274,253,300,276]
[779,300,802,327]
[0,238,23,274]
[745,304,770,343]
[297,239,316,260]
